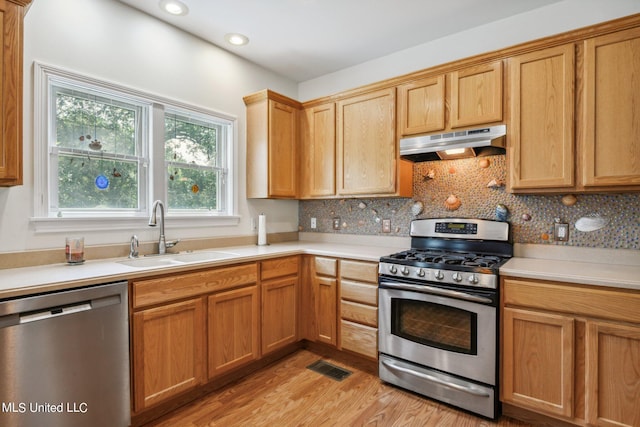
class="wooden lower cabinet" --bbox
[340,319,377,359]
[502,307,575,418]
[315,275,337,345]
[260,257,299,356]
[338,259,378,359]
[585,320,640,427]
[501,277,640,427]
[208,285,259,379]
[133,298,206,412]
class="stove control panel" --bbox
[378,262,497,289]
[435,222,478,235]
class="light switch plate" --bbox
[382,219,391,233]
[311,217,317,229]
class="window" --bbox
[33,63,235,230]
[165,109,229,214]
[50,84,148,215]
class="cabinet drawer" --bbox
[341,300,377,327]
[261,256,299,280]
[502,278,640,324]
[341,279,377,306]
[315,257,337,277]
[340,260,377,283]
[133,263,257,308]
[341,319,377,359]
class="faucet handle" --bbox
[165,239,180,250]
[129,235,139,258]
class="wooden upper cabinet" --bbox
[507,44,575,192]
[244,90,301,198]
[580,27,640,190]
[450,60,503,128]
[0,0,31,186]
[397,75,445,136]
[337,88,411,196]
[300,102,336,198]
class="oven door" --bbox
[379,280,496,385]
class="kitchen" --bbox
[1,0,640,426]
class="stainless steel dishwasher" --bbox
[0,281,130,427]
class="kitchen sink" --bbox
[117,257,183,268]
[169,251,238,263]
[118,250,238,268]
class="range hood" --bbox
[400,124,506,162]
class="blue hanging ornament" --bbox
[95,174,109,190]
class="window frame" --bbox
[31,62,239,233]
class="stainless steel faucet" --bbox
[148,200,179,254]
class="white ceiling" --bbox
[117,0,563,82]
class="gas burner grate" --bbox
[386,249,506,269]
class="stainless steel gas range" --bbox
[378,218,513,419]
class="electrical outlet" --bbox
[311,217,317,229]
[382,219,391,233]
[553,222,569,241]
[332,217,341,230]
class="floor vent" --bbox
[306,360,353,381]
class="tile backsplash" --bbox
[299,155,640,250]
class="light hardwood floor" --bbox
[145,349,532,427]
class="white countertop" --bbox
[502,243,640,291]
[500,257,640,290]
[0,241,402,299]
[1,238,638,299]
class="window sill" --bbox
[29,215,241,234]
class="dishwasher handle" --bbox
[20,301,92,324]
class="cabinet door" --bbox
[208,285,259,379]
[261,276,298,355]
[397,75,445,136]
[508,44,575,191]
[300,103,336,198]
[502,307,574,418]
[133,298,206,411]
[450,61,503,128]
[337,88,397,195]
[268,100,297,197]
[0,1,27,186]
[585,320,640,427]
[315,276,337,345]
[581,27,640,189]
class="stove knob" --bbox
[452,272,463,282]
[401,266,410,276]
[416,268,426,278]
[468,274,479,285]
[389,265,398,274]
[434,270,444,280]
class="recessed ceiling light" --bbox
[225,33,249,46]
[159,0,189,16]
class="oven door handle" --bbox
[379,281,493,304]
[381,359,491,397]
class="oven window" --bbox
[391,298,477,355]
